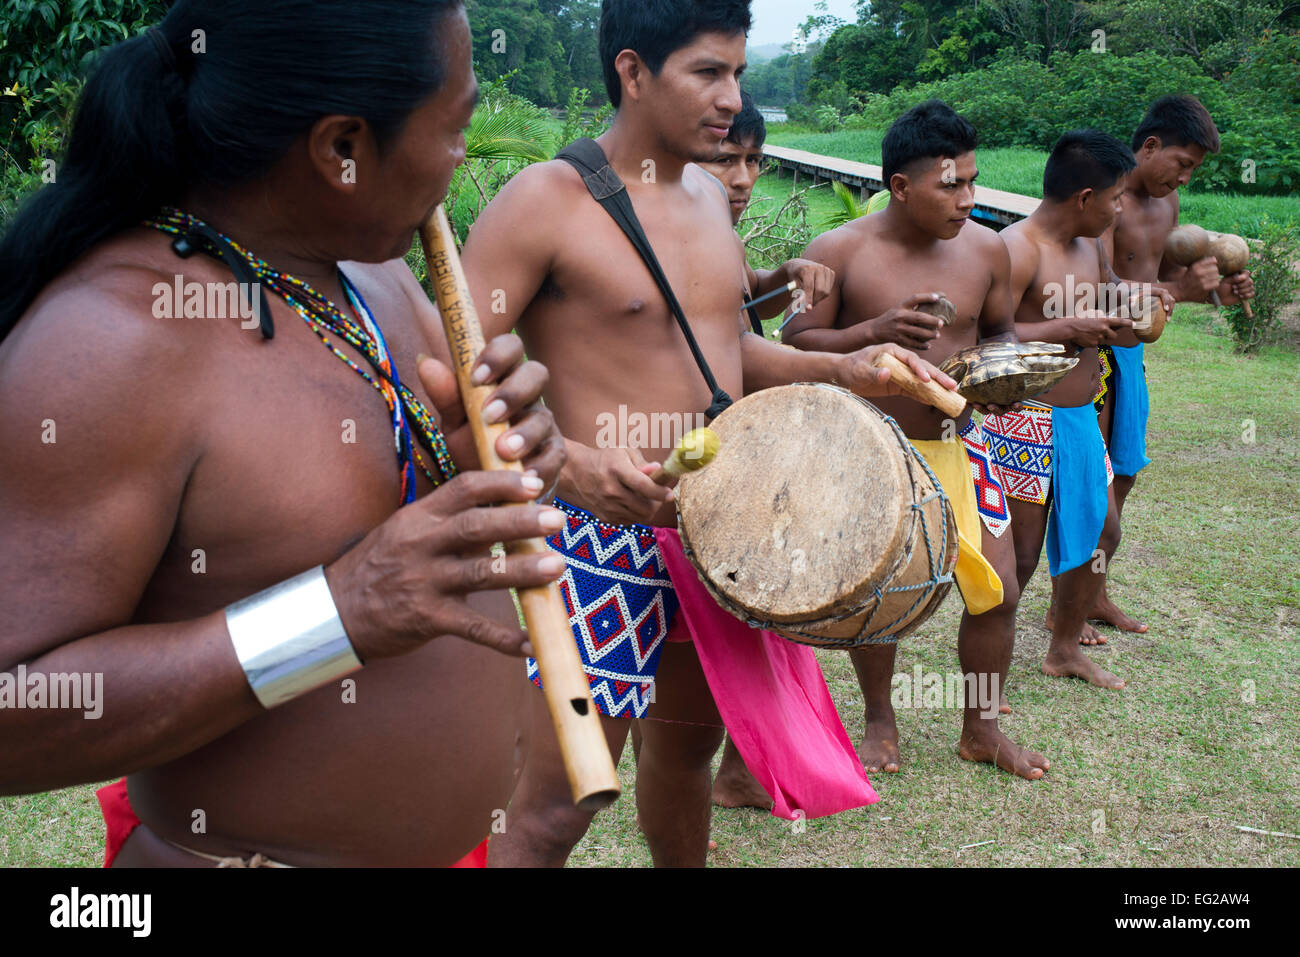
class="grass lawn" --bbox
[2,123,1296,867]
[9,305,1290,868]
[766,128,1300,238]
[567,304,1300,867]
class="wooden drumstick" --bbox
[649,428,720,485]
[418,206,620,812]
[872,352,967,418]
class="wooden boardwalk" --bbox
[764,144,1040,228]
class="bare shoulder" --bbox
[488,158,590,213]
[2,231,214,412]
[467,159,592,262]
[964,219,1005,252]
[359,257,441,332]
[803,219,867,271]
[999,220,1039,257]
[1164,190,1181,225]
[684,163,729,212]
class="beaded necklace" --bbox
[144,207,457,504]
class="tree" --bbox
[983,0,1102,63]
[1093,0,1290,77]
[465,0,570,106]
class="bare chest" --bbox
[841,243,991,357]
[135,282,438,619]
[1020,242,1103,324]
[520,194,747,445]
[1115,197,1175,281]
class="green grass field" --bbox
[3,118,1297,869]
[6,305,1295,868]
[766,128,1299,238]
[569,305,1300,867]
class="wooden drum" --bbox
[676,383,957,648]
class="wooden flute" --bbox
[418,206,620,812]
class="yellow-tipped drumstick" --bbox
[417,206,620,812]
[650,428,720,485]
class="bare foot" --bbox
[708,839,717,852]
[958,725,1050,780]
[858,714,901,773]
[1079,621,1107,646]
[1046,606,1107,645]
[999,691,1011,715]
[1041,649,1125,689]
[1088,593,1148,633]
[712,739,773,810]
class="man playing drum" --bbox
[463,0,956,867]
[784,100,1050,780]
[0,0,569,867]
[983,130,1141,692]
[691,91,831,811]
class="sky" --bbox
[748,0,862,47]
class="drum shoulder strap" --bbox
[555,138,733,420]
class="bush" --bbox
[1,1,166,158]
[1,79,79,227]
[814,104,845,133]
[737,186,814,272]
[1222,216,1300,353]
[850,37,1300,196]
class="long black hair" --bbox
[0,0,463,341]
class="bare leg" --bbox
[1040,485,1126,690]
[488,677,631,867]
[636,639,726,867]
[957,520,1049,779]
[1046,584,1108,645]
[848,643,901,773]
[1088,473,1148,632]
[711,736,773,809]
[1088,390,1147,633]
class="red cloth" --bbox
[654,527,879,820]
[95,779,140,868]
[96,778,488,868]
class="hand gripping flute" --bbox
[419,206,620,811]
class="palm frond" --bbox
[824,179,866,229]
[464,101,552,164]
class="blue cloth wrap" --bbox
[1046,403,1109,577]
[1106,342,1150,477]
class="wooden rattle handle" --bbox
[873,352,967,419]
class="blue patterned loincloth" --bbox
[526,498,678,719]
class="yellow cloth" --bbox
[911,437,1004,615]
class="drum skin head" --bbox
[677,383,912,624]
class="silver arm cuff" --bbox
[225,566,362,709]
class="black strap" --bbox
[170,223,275,340]
[556,138,734,420]
[745,304,764,337]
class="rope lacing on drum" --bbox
[679,405,957,650]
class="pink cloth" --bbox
[654,527,879,820]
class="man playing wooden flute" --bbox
[784,100,1050,779]
[0,0,568,867]
[463,0,957,867]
